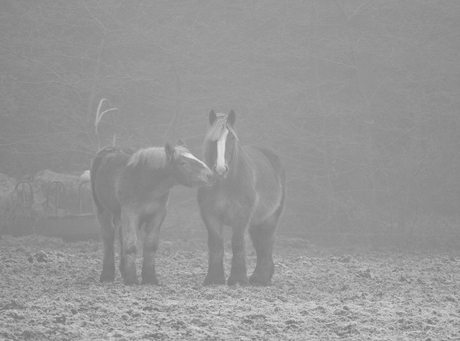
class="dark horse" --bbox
[91,141,214,285]
[197,110,286,286]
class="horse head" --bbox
[165,140,215,187]
[205,109,239,179]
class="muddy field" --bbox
[1,233,460,340]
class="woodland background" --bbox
[1,0,459,245]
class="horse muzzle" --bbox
[213,164,229,178]
[204,170,217,185]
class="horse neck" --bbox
[135,165,175,193]
[157,166,177,189]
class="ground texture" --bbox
[1,234,460,340]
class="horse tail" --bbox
[91,146,136,214]
[90,148,107,214]
[258,146,286,216]
[276,165,286,217]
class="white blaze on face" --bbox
[181,152,209,169]
[215,127,229,175]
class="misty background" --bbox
[1,1,459,246]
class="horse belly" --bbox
[244,146,284,224]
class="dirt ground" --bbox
[1,233,460,341]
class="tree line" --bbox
[1,0,459,245]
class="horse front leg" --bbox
[119,207,139,285]
[98,209,116,282]
[141,207,167,285]
[202,214,225,285]
[227,219,249,286]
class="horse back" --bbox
[242,145,286,221]
[258,146,286,216]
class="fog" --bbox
[1,1,459,245]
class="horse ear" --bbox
[209,110,217,125]
[165,143,174,159]
[177,138,185,147]
[228,109,236,126]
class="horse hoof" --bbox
[141,277,159,285]
[99,273,115,283]
[122,276,139,286]
[249,274,271,286]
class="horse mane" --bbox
[127,145,190,170]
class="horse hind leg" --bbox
[248,214,279,286]
[119,207,139,285]
[98,209,116,282]
[141,207,167,285]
